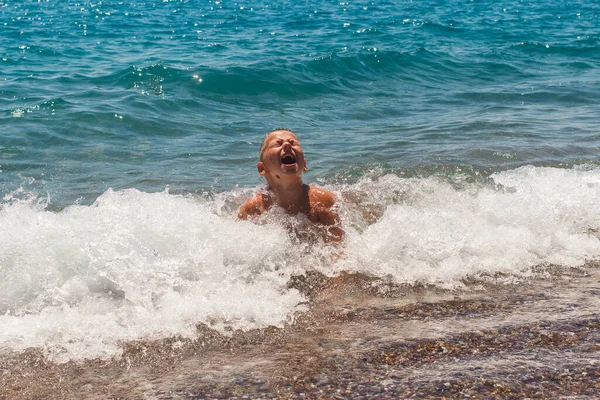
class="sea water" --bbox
[1,0,600,362]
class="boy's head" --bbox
[259,128,291,161]
[257,129,307,182]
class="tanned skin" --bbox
[238,129,344,243]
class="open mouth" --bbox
[281,153,296,165]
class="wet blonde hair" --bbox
[259,128,294,161]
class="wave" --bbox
[88,50,533,101]
[4,43,594,115]
[335,165,600,284]
[1,165,600,361]
[0,187,306,361]
[509,38,600,59]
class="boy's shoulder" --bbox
[238,191,273,219]
[307,184,336,209]
[307,185,341,230]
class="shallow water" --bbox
[2,267,599,399]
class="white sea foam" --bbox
[0,188,306,361]
[1,165,600,361]
[335,165,600,287]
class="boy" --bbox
[237,129,344,243]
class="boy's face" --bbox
[258,130,306,181]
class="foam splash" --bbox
[0,188,307,361]
[1,165,600,361]
[335,165,600,287]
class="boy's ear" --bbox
[303,159,308,172]
[257,161,266,176]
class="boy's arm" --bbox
[323,219,344,243]
[311,187,344,243]
[316,207,344,243]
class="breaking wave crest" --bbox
[1,165,600,361]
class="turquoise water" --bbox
[1,0,600,361]
[2,0,599,205]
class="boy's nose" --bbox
[283,142,292,151]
